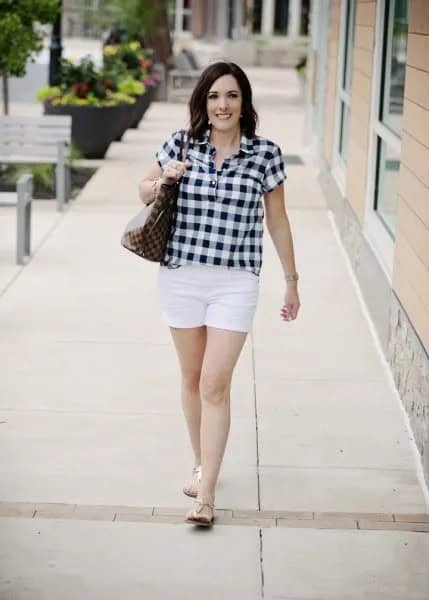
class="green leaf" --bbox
[0,0,59,78]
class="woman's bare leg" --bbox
[169,326,206,466]
[187,327,248,521]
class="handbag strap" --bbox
[161,130,187,266]
[178,128,188,162]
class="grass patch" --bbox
[0,163,97,199]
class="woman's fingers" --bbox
[280,303,297,321]
[163,160,191,183]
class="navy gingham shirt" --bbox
[156,128,286,276]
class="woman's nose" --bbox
[218,96,228,109]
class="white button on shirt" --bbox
[156,128,287,276]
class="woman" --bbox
[139,61,300,527]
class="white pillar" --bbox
[289,0,302,36]
[216,0,229,38]
[232,0,243,39]
[175,0,184,35]
[205,0,216,38]
[261,0,275,35]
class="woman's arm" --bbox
[263,183,300,320]
[138,162,163,205]
[263,183,298,282]
[138,159,191,205]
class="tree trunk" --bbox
[2,71,9,115]
[145,1,172,64]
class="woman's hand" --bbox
[280,285,300,322]
[161,159,192,185]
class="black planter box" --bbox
[113,103,137,142]
[129,85,157,129]
[129,92,150,129]
[146,85,157,102]
[44,102,133,159]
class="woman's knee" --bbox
[199,373,230,405]
[182,370,201,394]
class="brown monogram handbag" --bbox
[121,130,186,262]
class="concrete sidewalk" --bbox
[1,68,429,599]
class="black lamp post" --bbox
[49,0,63,86]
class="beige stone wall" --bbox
[346,0,376,225]
[322,0,429,353]
[321,0,429,483]
[323,0,341,165]
[392,0,429,353]
[191,0,206,38]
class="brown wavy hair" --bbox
[188,62,258,140]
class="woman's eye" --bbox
[208,93,239,99]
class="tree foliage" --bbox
[104,0,172,63]
[104,0,157,40]
[0,0,59,77]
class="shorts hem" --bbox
[204,319,252,333]
[164,320,206,329]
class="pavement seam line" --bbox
[250,330,261,511]
[250,332,265,598]
[1,504,428,531]
[259,528,265,598]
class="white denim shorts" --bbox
[157,264,260,333]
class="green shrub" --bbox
[103,41,154,83]
[4,164,55,191]
[35,86,62,102]
[295,57,307,75]
[105,91,136,105]
[69,141,83,164]
[117,77,145,95]
[36,55,137,107]
[49,89,135,107]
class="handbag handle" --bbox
[177,129,187,163]
[165,130,187,257]
[179,129,188,162]
[173,129,188,197]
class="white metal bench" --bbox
[0,115,72,211]
[0,174,33,265]
[168,49,202,101]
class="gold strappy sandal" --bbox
[184,496,215,527]
[183,465,202,498]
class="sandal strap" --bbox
[194,499,214,511]
[192,465,202,481]
[194,505,214,516]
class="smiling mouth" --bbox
[215,114,232,119]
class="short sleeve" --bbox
[156,129,185,169]
[262,143,287,193]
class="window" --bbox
[337,0,357,165]
[182,0,191,31]
[274,0,289,35]
[300,0,311,35]
[373,0,408,238]
[173,0,192,33]
[252,0,262,33]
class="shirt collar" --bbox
[194,128,254,156]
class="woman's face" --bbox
[206,74,242,133]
